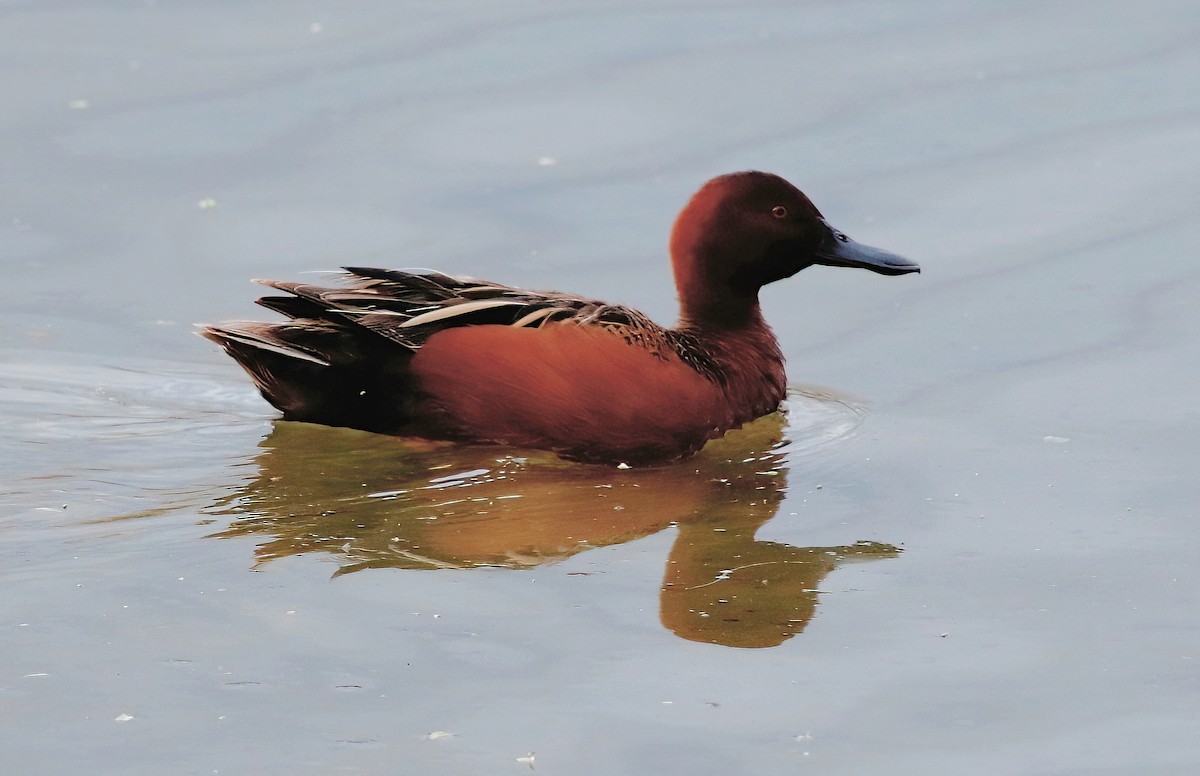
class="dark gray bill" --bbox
[815,220,920,276]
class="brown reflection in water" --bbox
[210,411,898,648]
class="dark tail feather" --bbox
[199,322,415,432]
[255,294,329,320]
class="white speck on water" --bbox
[426,730,454,740]
[428,468,489,485]
[367,489,408,498]
[197,197,218,209]
[309,22,322,33]
[115,714,134,722]
[68,99,89,109]
[1044,435,1069,443]
[537,156,557,166]
[616,462,631,470]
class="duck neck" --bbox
[671,231,768,330]
[676,293,765,334]
[676,301,787,423]
[676,291,762,332]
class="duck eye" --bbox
[771,205,787,218]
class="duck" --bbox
[201,171,919,465]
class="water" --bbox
[3,2,1199,773]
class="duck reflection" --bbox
[210,405,898,648]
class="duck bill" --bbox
[815,220,920,276]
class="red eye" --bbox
[771,205,787,218]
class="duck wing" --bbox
[199,267,676,431]
[252,266,664,350]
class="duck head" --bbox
[669,171,919,327]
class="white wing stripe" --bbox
[400,299,527,328]
[511,307,565,328]
[213,329,331,366]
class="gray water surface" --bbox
[3,2,1199,774]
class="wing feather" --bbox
[227,267,673,356]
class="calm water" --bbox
[3,2,1199,774]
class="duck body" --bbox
[202,172,918,465]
